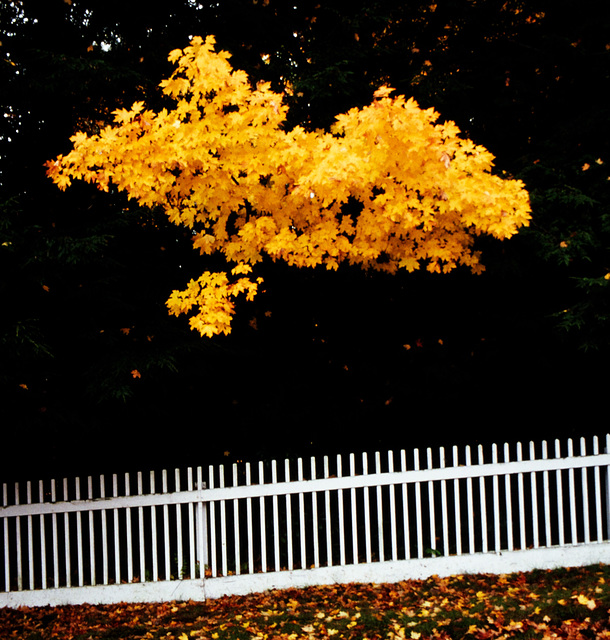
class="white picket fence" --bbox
[1,434,610,608]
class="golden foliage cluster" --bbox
[46,36,530,337]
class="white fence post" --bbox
[606,434,610,540]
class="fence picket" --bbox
[285,459,294,571]
[440,447,449,557]
[100,476,108,585]
[2,484,8,591]
[580,439,590,544]
[298,458,306,569]
[336,455,345,566]
[125,473,133,584]
[375,452,384,563]
[112,475,120,584]
[388,451,397,562]
[349,454,358,565]
[174,469,180,579]
[233,464,241,576]
[504,444,513,552]
[272,460,280,572]
[529,442,539,549]
[465,446,474,555]
[413,449,423,559]
[196,467,206,577]
[426,449,435,559]
[593,437,603,542]
[246,463,254,574]
[363,453,372,563]
[453,447,462,556]
[51,480,59,588]
[62,479,70,588]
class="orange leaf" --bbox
[131,369,141,378]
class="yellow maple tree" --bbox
[46,35,531,337]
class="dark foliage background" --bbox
[1,0,609,483]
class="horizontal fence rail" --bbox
[1,434,610,607]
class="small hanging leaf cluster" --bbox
[46,35,531,337]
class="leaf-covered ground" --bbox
[1,564,609,639]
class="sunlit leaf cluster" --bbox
[46,35,530,337]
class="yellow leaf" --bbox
[373,86,395,99]
[573,594,596,609]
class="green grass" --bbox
[1,564,608,639]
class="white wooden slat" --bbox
[426,448,435,558]
[440,447,450,557]
[15,484,22,591]
[38,481,47,590]
[311,457,320,569]
[125,473,133,584]
[87,477,95,586]
[580,439,590,544]
[233,464,241,576]
[149,472,158,582]
[542,441,552,547]
[75,478,84,587]
[452,447,462,556]
[272,460,280,572]
[491,445,500,552]
[400,450,409,559]
[465,446,474,555]
[174,470,183,581]
[350,453,358,565]
[112,475,120,584]
[606,435,610,539]
[555,440,565,546]
[51,480,58,588]
[515,443,526,550]
[298,458,306,569]
[258,462,267,573]
[246,463,254,574]
[529,442,540,549]
[413,449,423,559]
[336,455,346,566]
[162,471,170,581]
[3,484,10,591]
[285,459,294,571]
[63,478,71,588]
[567,440,578,544]
[388,451,397,562]
[504,444,514,552]
[477,446,488,554]
[137,473,145,584]
[375,452,384,563]
[362,453,372,564]
[100,476,108,585]
[324,457,332,567]
[219,466,227,577]
[197,467,206,578]
[187,468,196,579]
[207,466,217,578]
[26,482,34,590]
[593,437,603,542]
